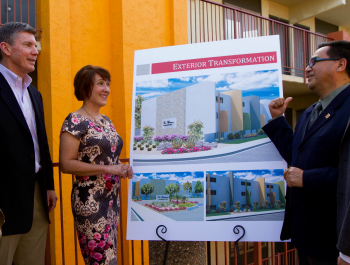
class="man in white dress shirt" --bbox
[0,22,57,265]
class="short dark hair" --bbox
[74,65,111,101]
[318,40,350,77]
[0,22,36,61]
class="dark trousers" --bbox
[298,251,337,265]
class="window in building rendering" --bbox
[211,190,217,195]
[247,182,251,186]
[241,192,246,196]
[221,132,224,138]
[242,102,245,107]
[241,181,245,186]
[216,112,218,119]
[210,177,216,183]
[220,97,223,103]
[267,193,270,197]
[216,96,218,103]
[266,184,270,188]
[210,205,217,211]
[242,204,246,208]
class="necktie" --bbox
[308,102,322,130]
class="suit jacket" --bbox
[0,73,54,236]
[263,84,350,260]
[337,118,350,256]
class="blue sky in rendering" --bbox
[136,69,279,101]
[207,169,284,184]
[132,171,204,184]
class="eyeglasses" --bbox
[308,57,340,68]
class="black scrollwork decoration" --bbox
[156,225,170,265]
[233,225,246,265]
[156,225,168,241]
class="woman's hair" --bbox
[74,65,111,101]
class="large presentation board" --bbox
[127,35,287,241]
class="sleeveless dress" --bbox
[61,113,123,265]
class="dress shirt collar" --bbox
[0,64,32,92]
[320,83,350,112]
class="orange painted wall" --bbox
[36,0,188,264]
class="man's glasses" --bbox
[308,57,340,68]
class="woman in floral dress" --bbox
[59,65,133,265]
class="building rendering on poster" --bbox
[127,36,288,242]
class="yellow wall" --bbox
[268,1,289,20]
[36,0,188,264]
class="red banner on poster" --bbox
[151,51,277,74]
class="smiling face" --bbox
[86,74,110,107]
[305,46,338,97]
[2,31,38,77]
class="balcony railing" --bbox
[0,0,38,29]
[189,0,333,82]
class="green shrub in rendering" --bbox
[184,136,197,148]
[133,146,137,150]
[229,208,234,212]
[145,144,149,148]
[137,143,141,147]
[152,144,157,148]
[252,201,259,210]
[142,125,154,141]
[234,132,241,139]
[171,137,184,149]
[216,209,220,213]
[219,201,227,212]
[264,201,269,209]
[234,201,241,212]
[147,147,152,151]
[227,133,234,140]
[187,120,204,140]
[140,146,144,150]
[275,200,281,209]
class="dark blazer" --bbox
[337,118,350,257]
[0,73,54,236]
[263,84,350,260]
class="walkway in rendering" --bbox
[133,142,282,166]
[207,211,284,222]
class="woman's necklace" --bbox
[82,106,109,133]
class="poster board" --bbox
[127,35,287,241]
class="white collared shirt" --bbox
[340,252,350,263]
[0,64,41,173]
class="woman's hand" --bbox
[106,164,133,179]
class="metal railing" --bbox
[0,0,38,29]
[188,0,333,82]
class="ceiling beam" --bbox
[289,0,345,24]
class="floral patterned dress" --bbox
[61,113,123,265]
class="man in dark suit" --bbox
[337,120,350,265]
[0,22,57,265]
[263,40,350,264]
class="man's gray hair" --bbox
[0,22,36,60]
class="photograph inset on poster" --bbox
[130,171,205,222]
[206,169,285,221]
[127,36,288,242]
